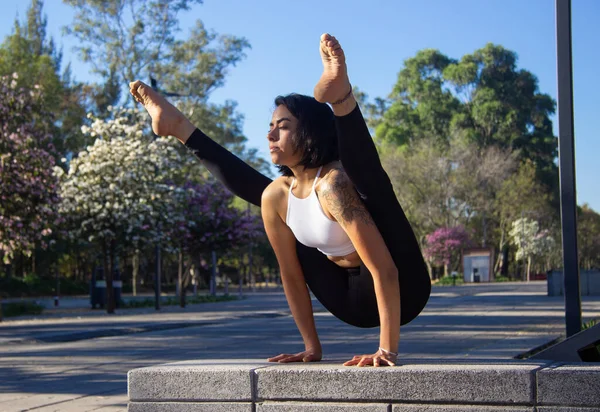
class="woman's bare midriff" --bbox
[327,250,361,268]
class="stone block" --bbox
[392,406,533,411]
[128,359,270,401]
[258,402,388,411]
[537,364,600,407]
[128,402,252,411]
[256,362,539,404]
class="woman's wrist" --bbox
[305,341,322,353]
[378,347,398,357]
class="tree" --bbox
[375,49,460,147]
[423,225,471,278]
[509,217,555,281]
[166,180,263,305]
[445,44,558,196]
[0,0,88,158]
[577,204,600,270]
[493,161,552,277]
[55,107,184,313]
[380,136,515,247]
[0,74,62,268]
[62,0,263,167]
[374,44,558,201]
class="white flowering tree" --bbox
[55,107,185,312]
[509,217,555,281]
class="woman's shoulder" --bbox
[318,161,350,189]
[261,175,293,205]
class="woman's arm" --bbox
[319,167,400,366]
[261,181,322,362]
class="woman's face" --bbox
[268,105,302,167]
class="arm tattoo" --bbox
[320,168,376,227]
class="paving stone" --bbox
[128,402,252,411]
[392,405,533,411]
[537,364,600,407]
[537,408,600,411]
[256,362,540,404]
[257,402,388,411]
[128,360,270,402]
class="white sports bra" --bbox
[285,166,357,257]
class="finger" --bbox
[267,354,289,362]
[343,358,360,366]
[357,356,372,367]
[373,356,381,367]
[278,354,304,363]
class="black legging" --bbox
[184,104,431,327]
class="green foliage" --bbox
[0,274,88,297]
[434,276,464,286]
[62,0,267,169]
[0,0,88,157]
[1,301,44,317]
[577,204,600,270]
[582,318,598,330]
[494,276,511,283]
[375,44,557,200]
[120,294,238,309]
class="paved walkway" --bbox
[1,282,599,411]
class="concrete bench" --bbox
[127,359,600,411]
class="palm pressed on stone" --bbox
[314,33,352,104]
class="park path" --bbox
[1,282,599,411]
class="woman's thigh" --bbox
[295,242,377,327]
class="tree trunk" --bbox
[106,239,116,314]
[19,252,24,278]
[526,256,532,282]
[132,248,140,296]
[32,248,36,276]
[178,248,185,308]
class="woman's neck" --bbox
[289,165,321,187]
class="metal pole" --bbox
[556,0,581,337]
[54,268,60,307]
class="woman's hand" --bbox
[267,348,322,363]
[342,349,397,367]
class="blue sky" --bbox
[1,0,598,211]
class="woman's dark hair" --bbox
[273,93,338,176]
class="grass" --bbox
[582,318,599,330]
[1,301,45,318]
[120,294,239,309]
[494,276,511,282]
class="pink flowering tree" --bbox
[166,180,264,303]
[0,73,62,268]
[424,225,472,277]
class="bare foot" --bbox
[313,33,352,104]
[129,80,195,143]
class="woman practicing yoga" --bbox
[130,34,431,367]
